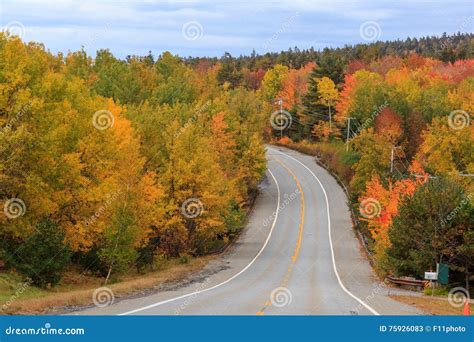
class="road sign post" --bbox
[424,272,438,295]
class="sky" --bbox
[0,0,472,58]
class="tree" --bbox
[152,52,198,105]
[242,68,265,90]
[345,59,367,75]
[216,52,243,88]
[387,178,473,289]
[258,64,289,102]
[161,120,232,254]
[311,121,332,142]
[278,62,314,111]
[100,204,138,283]
[404,110,426,159]
[316,76,339,129]
[418,117,474,177]
[350,128,392,195]
[3,218,71,287]
[300,50,347,128]
[374,107,403,145]
[335,70,386,124]
[312,49,346,85]
[361,161,428,270]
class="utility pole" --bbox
[328,101,332,129]
[390,148,395,173]
[278,98,283,140]
[390,146,402,173]
[346,117,353,152]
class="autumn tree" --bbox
[374,107,403,145]
[258,64,289,103]
[335,70,386,125]
[278,62,314,111]
[316,76,339,130]
[387,178,473,288]
[361,161,428,270]
[417,117,474,177]
[350,128,392,195]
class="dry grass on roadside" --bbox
[391,295,473,315]
[1,256,213,315]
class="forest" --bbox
[0,31,472,290]
[264,37,473,289]
[0,33,268,287]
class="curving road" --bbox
[74,146,421,315]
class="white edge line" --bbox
[119,168,281,315]
[268,147,380,316]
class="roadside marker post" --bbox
[463,300,470,316]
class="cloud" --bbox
[0,0,471,57]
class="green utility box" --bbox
[437,263,449,285]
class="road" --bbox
[74,146,422,315]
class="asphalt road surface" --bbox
[75,146,422,315]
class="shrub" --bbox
[72,248,109,277]
[3,218,71,288]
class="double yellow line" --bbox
[256,156,305,315]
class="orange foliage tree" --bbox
[360,161,428,267]
[278,62,315,111]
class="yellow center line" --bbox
[256,156,305,315]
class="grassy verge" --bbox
[0,177,263,315]
[0,255,213,315]
[391,295,473,315]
